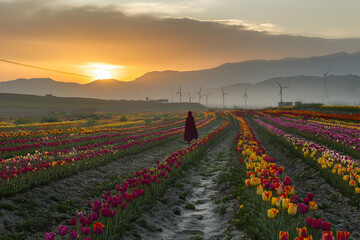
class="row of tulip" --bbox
[263,110,360,122]
[0,112,191,140]
[230,111,351,240]
[280,117,360,137]
[0,117,216,196]
[254,118,360,202]
[263,116,360,159]
[44,117,231,240]
[0,117,196,158]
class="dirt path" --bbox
[0,121,220,239]
[248,118,360,240]
[122,122,248,240]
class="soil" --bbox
[122,122,248,240]
[248,118,360,240]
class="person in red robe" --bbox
[184,111,198,144]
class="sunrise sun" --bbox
[80,63,124,80]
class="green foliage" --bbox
[185,202,196,210]
[41,113,61,123]
[13,117,34,125]
[120,115,128,122]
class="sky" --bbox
[1,0,360,83]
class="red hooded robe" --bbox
[184,111,198,143]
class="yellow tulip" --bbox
[282,198,290,209]
[256,185,264,195]
[287,203,297,216]
[309,201,318,210]
[267,208,279,219]
[355,187,360,194]
[250,177,260,186]
[349,179,357,187]
[262,191,272,202]
[271,197,278,206]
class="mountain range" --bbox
[1,52,360,107]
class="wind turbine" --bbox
[243,88,249,108]
[176,86,182,103]
[188,92,195,103]
[197,88,203,104]
[203,92,212,107]
[323,70,331,103]
[277,81,289,103]
[221,88,229,108]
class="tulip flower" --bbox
[93,222,106,234]
[321,231,335,240]
[291,195,298,203]
[355,187,360,194]
[321,221,331,231]
[81,227,90,235]
[245,179,251,187]
[307,192,314,201]
[281,198,290,209]
[251,177,260,186]
[271,197,278,206]
[256,185,264,195]
[309,201,318,210]
[70,218,76,225]
[303,197,309,204]
[349,179,356,187]
[279,231,289,240]
[306,217,313,227]
[44,233,55,240]
[58,225,69,236]
[262,191,272,201]
[298,203,308,214]
[70,230,78,239]
[287,203,297,216]
[267,208,279,219]
[337,231,351,240]
[297,227,308,237]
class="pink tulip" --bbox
[70,230,78,239]
[58,225,69,236]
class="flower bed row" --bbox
[0,117,215,196]
[230,111,351,240]
[254,118,360,203]
[263,116,360,159]
[44,118,231,240]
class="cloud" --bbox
[1,0,360,80]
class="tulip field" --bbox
[0,110,359,240]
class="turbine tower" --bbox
[176,86,182,103]
[197,88,203,104]
[188,92,195,103]
[277,81,289,103]
[221,88,229,108]
[243,88,249,108]
[323,70,330,103]
[203,92,212,107]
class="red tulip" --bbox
[58,225,69,236]
[70,230,78,239]
[321,231,335,240]
[279,231,289,240]
[321,221,331,231]
[44,232,55,240]
[81,227,90,235]
[70,218,76,225]
[93,222,105,235]
[337,231,351,240]
[307,192,314,201]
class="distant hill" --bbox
[0,93,206,117]
[1,52,360,107]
